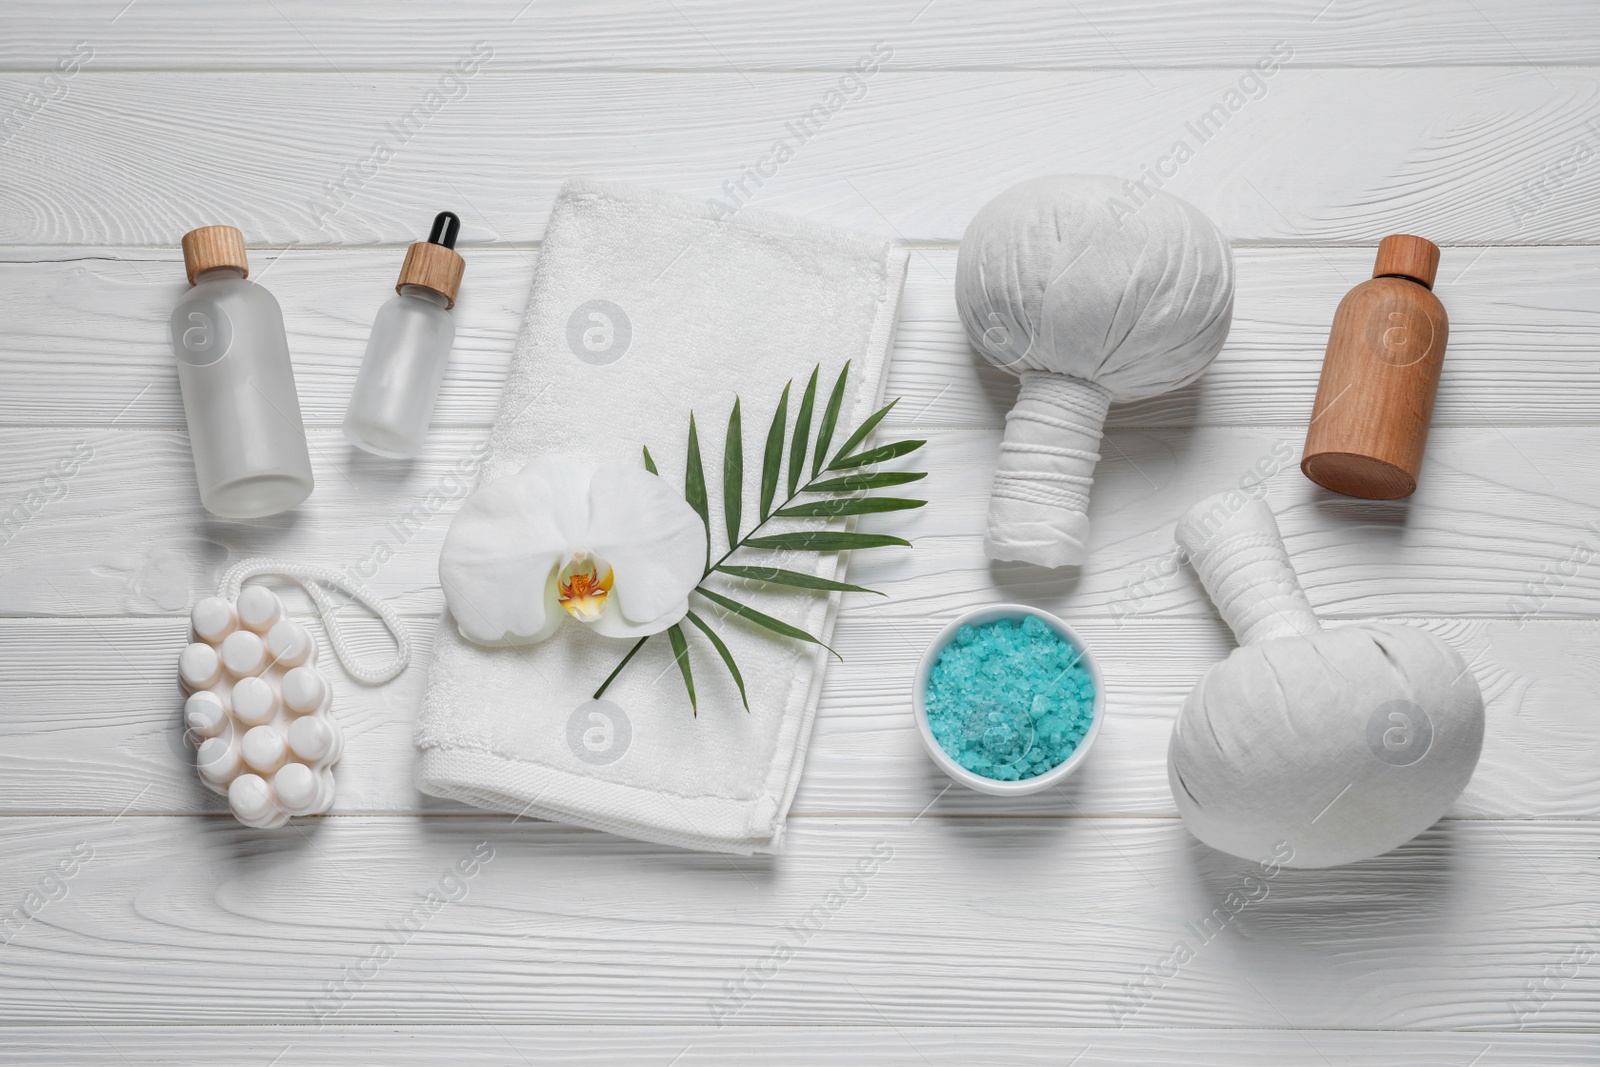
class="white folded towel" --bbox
[416,179,909,853]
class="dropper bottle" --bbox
[343,212,465,458]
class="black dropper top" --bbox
[427,211,460,250]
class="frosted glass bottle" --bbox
[344,212,465,458]
[172,226,314,518]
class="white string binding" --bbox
[990,375,1109,513]
[220,558,412,686]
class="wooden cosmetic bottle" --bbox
[1302,234,1448,499]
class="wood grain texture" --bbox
[1,815,1597,1028]
[395,239,465,308]
[3,1,1598,70]
[0,615,1591,820]
[176,224,247,284]
[6,1026,1597,1065]
[5,245,1599,431]
[4,69,1600,245]
[2,425,1596,621]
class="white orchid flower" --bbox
[440,455,707,646]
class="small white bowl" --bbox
[913,604,1105,796]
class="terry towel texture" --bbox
[416,179,909,854]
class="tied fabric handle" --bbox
[220,558,411,686]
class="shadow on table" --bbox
[1183,818,1462,956]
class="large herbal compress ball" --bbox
[1168,493,1484,868]
[956,175,1235,568]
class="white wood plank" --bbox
[3,1,1597,70]
[5,245,1600,429]
[1,814,1596,1028]
[0,615,1590,820]
[2,425,1596,621]
[4,1025,1595,1065]
[3,69,1599,245]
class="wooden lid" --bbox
[1372,234,1439,289]
[181,225,248,285]
[397,241,465,308]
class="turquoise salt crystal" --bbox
[924,615,1095,781]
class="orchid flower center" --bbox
[557,551,615,622]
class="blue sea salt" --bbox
[924,615,1096,782]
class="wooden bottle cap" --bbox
[397,241,465,309]
[181,225,249,285]
[1372,234,1439,289]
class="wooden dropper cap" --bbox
[181,225,249,285]
[396,211,465,309]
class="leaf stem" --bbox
[592,469,843,696]
[593,635,650,699]
[703,468,833,575]
[596,383,920,702]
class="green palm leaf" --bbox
[603,370,930,713]
[723,398,742,546]
[829,439,925,470]
[685,414,711,573]
[788,367,818,497]
[760,382,790,520]
[698,588,839,658]
[665,624,696,716]
[813,362,850,477]
[806,470,927,493]
[744,531,910,551]
[684,609,748,711]
[827,398,897,468]
[717,564,882,596]
[775,497,926,518]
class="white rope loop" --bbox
[220,558,412,686]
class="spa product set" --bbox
[170,215,456,823]
[170,212,467,520]
[170,176,1483,869]
[928,174,1476,867]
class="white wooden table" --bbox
[3,3,1599,1062]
